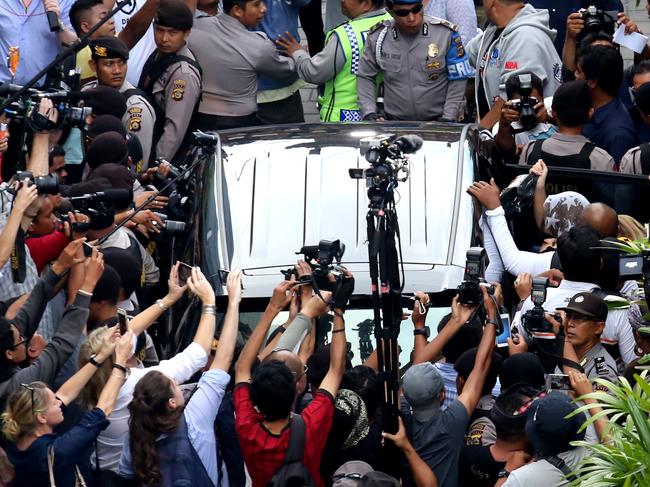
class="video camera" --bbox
[521,278,560,338]
[349,134,423,208]
[578,5,617,38]
[509,74,538,131]
[457,247,493,305]
[13,171,59,195]
[619,249,650,309]
[281,239,346,292]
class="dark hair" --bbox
[90,265,121,305]
[580,31,615,49]
[557,225,602,283]
[491,390,531,442]
[597,238,623,295]
[369,0,384,9]
[250,360,295,421]
[579,45,623,97]
[634,60,650,76]
[505,72,543,100]
[222,0,249,14]
[101,248,142,298]
[48,145,65,167]
[69,0,104,35]
[437,313,482,363]
[341,366,380,416]
[0,317,15,375]
[128,371,182,485]
[306,345,352,390]
[552,80,591,127]
[454,347,503,396]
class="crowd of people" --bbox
[0,0,649,486]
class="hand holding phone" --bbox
[496,313,511,347]
[546,373,571,391]
[117,308,129,334]
[178,262,193,286]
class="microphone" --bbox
[392,135,423,154]
[0,83,30,97]
[46,11,61,32]
[69,189,132,202]
[192,130,219,146]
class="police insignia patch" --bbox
[94,46,107,57]
[171,79,186,101]
[454,36,465,57]
[426,61,441,70]
[428,43,438,58]
[128,107,142,132]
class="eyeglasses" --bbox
[390,3,423,16]
[10,334,28,351]
[566,313,596,325]
[292,364,309,380]
[20,383,36,417]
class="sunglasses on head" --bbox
[390,3,423,16]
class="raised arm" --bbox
[95,331,134,415]
[457,286,497,416]
[529,160,548,231]
[235,280,295,383]
[383,417,438,487]
[0,183,38,269]
[117,0,161,49]
[184,266,217,355]
[210,270,241,372]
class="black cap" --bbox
[87,114,127,139]
[89,36,129,61]
[84,86,127,118]
[155,0,193,31]
[557,292,608,322]
[499,352,545,390]
[634,82,650,116]
[85,132,129,169]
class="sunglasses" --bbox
[20,383,36,417]
[390,3,423,16]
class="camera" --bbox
[14,171,59,195]
[521,277,559,337]
[59,213,89,233]
[152,212,186,234]
[281,239,346,292]
[579,6,617,38]
[618,249,650,310]
[509,74,538,131]
[457,247,492,305]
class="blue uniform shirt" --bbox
[583,97,638,165]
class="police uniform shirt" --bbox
[188,13,296,117]
[149,44,202,162]
[619,145,650,175]
[357,16,472,121]
[554,342,618,394]
[84,79,156,170]
[518,132,616,172]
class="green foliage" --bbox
[567,369,650,486]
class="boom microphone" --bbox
[69,189,132,202]
[392,135,423,154]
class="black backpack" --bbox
[266,415,317,487]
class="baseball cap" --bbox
[500,352,546,391]
[557,292,608,322]
[358,472,401,487]
[525,392,586,456]
[332,461,374,487]
[401,362,444,422]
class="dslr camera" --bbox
[509,74,539,131]
[282,239,346,292]
[14,171,59,195]
[578,5,617,38]
[618,248,650,309]
[457,247,493,305]
[521,278,560,337]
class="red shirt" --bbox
[26,231,69,274]
[234,383,334,487]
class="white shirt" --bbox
[513,279,636,368]
[482,206,553,282]
[114,0,157,85]
[93,341,208,472]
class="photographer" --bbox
[494,72,555,160]
[512,225,636,368]
[519,80,615,171]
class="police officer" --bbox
[188,0,296,130]
[276,0,390,122]
[556,292,619,393]
[356,0,472,121]
[85,37,156,172]
[138,0,202,164]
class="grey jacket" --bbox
[0,270,90,401]
[466,4,562,112]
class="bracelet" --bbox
[112,363,128,374]
[77,289,93,297]
[486,319,499,327]
[156,299,168,311]
[89,354,103,367]
[111,372,127,379]
[202,304,217,316]
[332,328,345,334]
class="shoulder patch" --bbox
[368,19,392,36]
[127,106,143,132]
[171,79,186,101]
[428,16,457,31]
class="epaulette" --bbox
[367,18,392,36]
[427,16,458,32]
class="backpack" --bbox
[266,415,316,487]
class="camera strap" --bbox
[10,228,26,283]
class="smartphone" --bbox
[117,308,128,334]
[546,373,571,391]
[83,242,94,258]
[178,262,193,286]
[218,269,244,290]
[496,313,511,348]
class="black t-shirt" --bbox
[458,445,506,487]
[477,28,504,119]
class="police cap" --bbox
[89,36,129,61]
[155,0,193,31]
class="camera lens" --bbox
[164,220,186,233]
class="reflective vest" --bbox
[319,12,391,122]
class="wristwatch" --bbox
[497,469,510,479]
[88,354,103,368]
[112,363,131,380]
[486,318,499,327]
[413,327,430,338]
